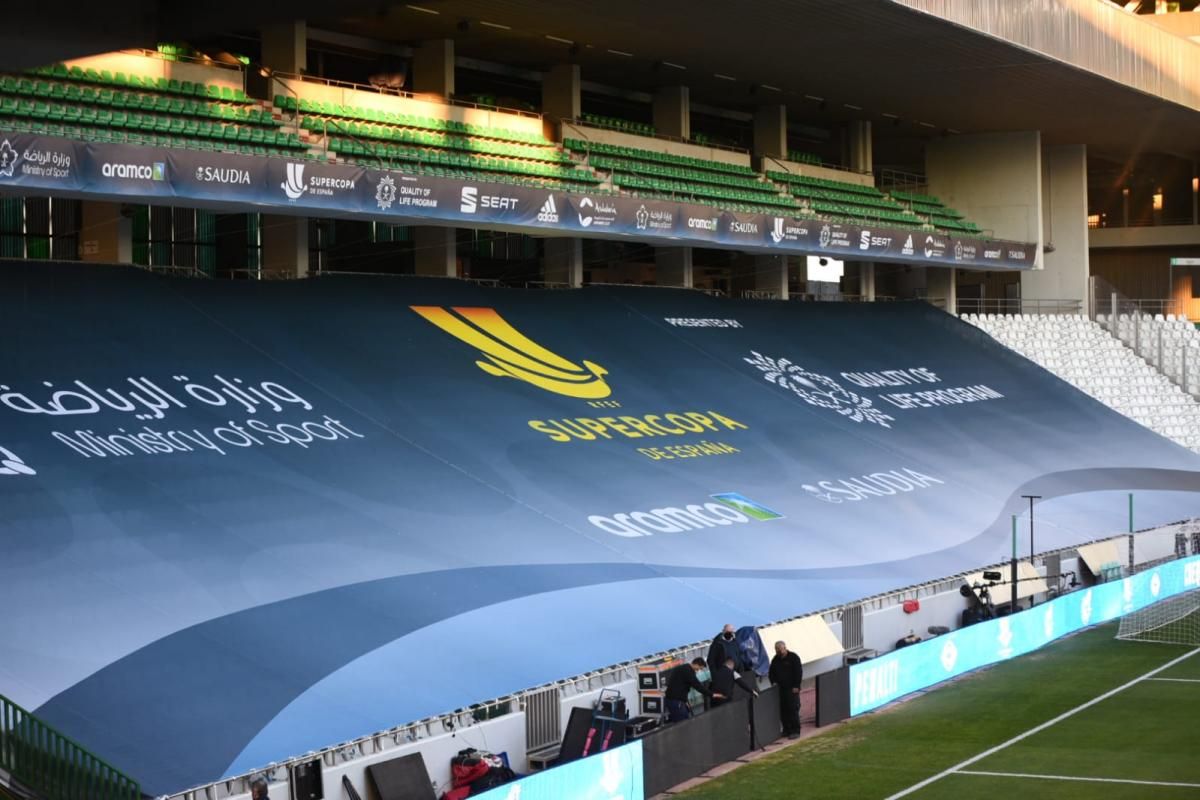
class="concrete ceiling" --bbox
[316,0,1200,161]
[2,0,1197,162]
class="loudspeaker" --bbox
[555,706,596,765]
[290,758,323,800]
[366,753,437,800]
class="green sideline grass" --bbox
[676,623,1198,799]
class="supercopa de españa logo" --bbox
[411,305,750,455]
[410,305,612,399]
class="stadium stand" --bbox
[890,189,983,234]
[963,312,1200,451]
[580,112,654,137]
[0,62,307,157]
[767,169,924,227]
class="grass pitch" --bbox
[677,619,1200,799]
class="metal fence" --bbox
[956,297,1084,316]
[0,694,140,800]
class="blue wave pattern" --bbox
[1,261,1199,793]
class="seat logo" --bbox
[0,445,35,476]
[282,163,307,200]
[411,306,611,399]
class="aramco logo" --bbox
[411,306,612,399]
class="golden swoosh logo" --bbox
[412,306,612,399]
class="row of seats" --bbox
[0,102,303,149]
[807,201,922,227]
[327,138,598,184]
[274,95,547,145]
[609,173,797,209]
[564,139,757,176]
[1106,313,1200,395]
[0,118,316,159]
[963,313,1200,451]
[589,155,777,193]
[28,63,251,103]
[768,170,885,197]
[580,113,655,137]
[300,117,569,164]
[2,78,276,127]
[787,150,822,165]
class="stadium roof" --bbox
[3,0,1199,160]
[315,0,1200,159]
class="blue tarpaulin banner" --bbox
[0,261,1196,793]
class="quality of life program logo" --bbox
[0,445,35,476]
[744,352,894,427]
[410,306,612,399]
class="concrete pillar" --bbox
[544,237,583,287]
[79,201,131,263]
[655,247,693,288]
[261,21,307,73]
[753,254,789,299]
[847,120,872,174]
[1024,145,1089,313]
[753,105,787,161]
[413,39,455,97]
[653,86,689,140]
[413,225,456,277]
[542,64,581,122]
[926,131,1043,252]
[858,262,876,301]
[927,267,957,314]
[261,215,308,279]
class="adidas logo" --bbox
[537,195,560,223]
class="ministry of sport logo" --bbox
[0,140,19,178]
[636,204,649,230]
[282,163,307,200]
[375,175,397,210]
[0,445,35,476]
[744,352,894,427]
[411,306,611,399]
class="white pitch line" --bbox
[884,646,1200,799]
[1147,677,1200,683]
[957,770,1200,788]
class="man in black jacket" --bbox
[768,640,803,738]
[710,657,758,707]
[665,658,724,722]
[707,624,744,672]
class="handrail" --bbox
[957,298,1084,315]
[0,693,141,800]
[117,47,245,74]
[271,71,545,121]
[565,120,750,156]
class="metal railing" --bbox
[956,298,1084,316]
[0,694,140,800]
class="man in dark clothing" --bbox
[665,658,723,722]
[707,623,744,672]
[710,657,758,707]
[768,640,803,738]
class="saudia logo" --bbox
[589,492,783,538]
[195,166,251,185]
[0,445,35,476]
[800,467,943,504]
[411,306,612,399]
